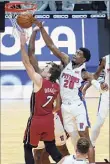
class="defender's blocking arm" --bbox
[94,57,106,79]
[34,20,70,66]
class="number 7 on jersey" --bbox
[42,96,53,107]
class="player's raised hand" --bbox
[34,18,43,28]
[33,26,40,32]
[33,21,45,32]
[20,32,28,46]
[100,83,108,91]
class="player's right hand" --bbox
[34,18,43,29]
[33,22,45,32]
[100,83,108,91]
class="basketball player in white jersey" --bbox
[34,19,108,164]
[58,137,90,164]
[90,54,109,146]
[82,55,109,147]
[28,27,69,164]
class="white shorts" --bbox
[37,113,66,149]
[97,93,109,119]
[61,100,90,133]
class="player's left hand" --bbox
[100,83,108,91]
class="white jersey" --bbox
[62,155,88,164]
[59,61,85,103]
[102,55,110,97]
[104,55,110,86]
[98,69,105,83]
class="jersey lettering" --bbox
[80,123,84,129]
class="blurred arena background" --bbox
[0,1,110,164]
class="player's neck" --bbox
[72,61,83,69]
[45,77,50,80]
[75,152,87,161]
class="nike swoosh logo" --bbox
[78,103,82,106]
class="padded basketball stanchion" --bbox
[0,1,9,32]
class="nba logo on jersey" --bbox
[80,123,84,129]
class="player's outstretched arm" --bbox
[94,57,106,79]
[34,19,70,66]
[81,70,107,93]
[81,57,106,96]
[20,33,42,88]
[28,27,40,73]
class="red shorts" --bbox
[24,114,54,147]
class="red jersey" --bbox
[31,79,60,116]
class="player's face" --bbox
[72,49,86,64]
[41,64,52,78]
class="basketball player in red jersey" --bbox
[28,27,70,164]
[20,33,63,164]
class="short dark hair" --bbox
[49,63,61,82]
[77,137,90,154]
[79,47,91,62]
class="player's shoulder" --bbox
[57,155,72,164]
[80,63,86,73]
[54,81,60,91]
[63,60,72,69]
[104,54,110,62]
[64,155,74,160]
[43,79,60,89]
[99,56,107,67]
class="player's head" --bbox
[76,137,90,155]
[41,62,61,82]
[72,48,91,64]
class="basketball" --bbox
[17,13,35,28]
